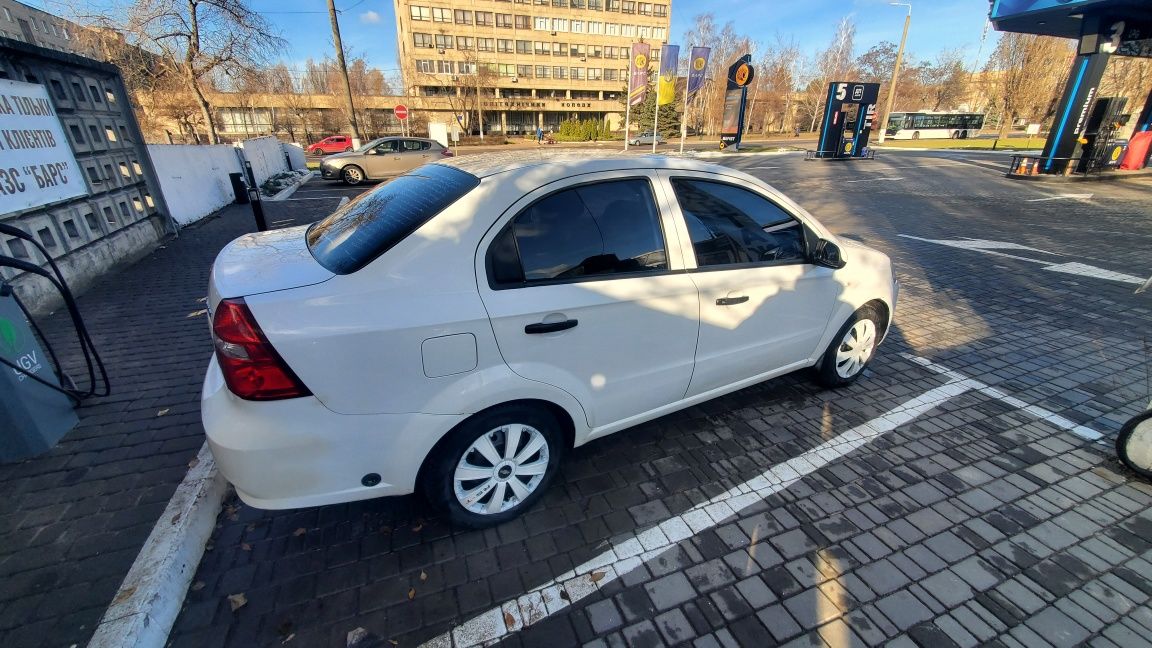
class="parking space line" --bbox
[431,377,975,647]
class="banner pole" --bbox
[624,98,631,151]
[680,63,691,154]
[652,92,660,154]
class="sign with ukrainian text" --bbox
[0,79,85,216]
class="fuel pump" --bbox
[811,81,881,160]
[0,222,109,462]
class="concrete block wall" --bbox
[147,145,242,227]
[237,135,288,188]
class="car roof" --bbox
[433,151,741,180]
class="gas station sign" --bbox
[814,82,880,159]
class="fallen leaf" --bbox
[503,611,516,628]
[590,571,606,583]
[191,581,205,591]
[407,588,416,600]
[411,523,424,533]
[186,309,208,318]
[228,593,247,612]
[198,296,207,303]
[389,641,398,646]
[419,570,427,582]
[187,457,199,469]
[170,512,182,525]
[293,528,307,537]
[346,627,369,646]
[281,634,295,644]
[156,408,169,417]
[241,543,251,551]
[559,589,570,601]
[111,585,137,605]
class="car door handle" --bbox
[524,319,578,334]
[716,296,749,306]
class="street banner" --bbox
[0,79,86,215]
[686,46,711,99]
[657,44,679,105]
[628,43,651,107]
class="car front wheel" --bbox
[817,306,881,388]
[422,404,564,527]
[341,165,365,185]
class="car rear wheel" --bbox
[341,165,365,185]
[912,131,921,140]
[344,146,353,152]
[422,404,564,528]
[1117,410,1152,479]
[817,306,881,388]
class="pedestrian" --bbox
[537,127,543,144]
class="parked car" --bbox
[307,135,354,155]
[202,154,898,527]
[630,131,665,145]
[319,137,452,185]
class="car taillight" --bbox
[441,149,454,157]
[212,298,311,401]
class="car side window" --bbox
[403,140,424,151]
[490,178,667,286]
[375,140,397,153]
[671,179,807,268]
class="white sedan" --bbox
[202,153,898,527]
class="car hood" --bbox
[209,225,334,307]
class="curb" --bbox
[87,443,227,648]
[267,171,315,202]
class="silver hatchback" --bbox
[319,137,453,185]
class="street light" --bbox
[877,2,911,144]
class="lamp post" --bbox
[877,2,911,144]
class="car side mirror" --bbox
[813,239,846,269]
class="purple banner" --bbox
[629,42,651,107]
[687,46,711,98]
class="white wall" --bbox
[147,144,242,227]
[238,136,288,188]
[282,142,307,171]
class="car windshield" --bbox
[355,138,386,153]
[306,164,481,274]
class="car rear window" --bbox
[306,164,480,274]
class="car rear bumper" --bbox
[201,355,465,509]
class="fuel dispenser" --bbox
[810,81,881,160]
[0,223,108,462]
[1074,97,1130,173]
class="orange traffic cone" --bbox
[1015,158,1027,175]
[1031,160,1039,175]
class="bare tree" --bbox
[87,0,284,144]
[807,16,857,131]
[984,33,1074,137]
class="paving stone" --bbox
[875,590,933,631]
[757,603,802,642]
[653,608,696,645]
[921,570,975,608]
[645,572,696,611]
[586,598,624,634]
[855,559,908,596]
[783,588,841,630]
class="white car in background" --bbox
[202,153,898,527]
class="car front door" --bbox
[363,140,399,178]
[661,172,842,398]
[477,173,700,433]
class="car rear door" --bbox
[659,171,841,398]
[399,139,433,172]
[477,172,700,432]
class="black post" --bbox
[243,160,268,232]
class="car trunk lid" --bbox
[209,225,334,309]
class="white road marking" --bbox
[899,235,1147,285]
[845,176,903,183]
[429,379,975,647]
[1026,193,1094,202]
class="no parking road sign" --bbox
[394,105,409,120]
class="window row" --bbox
[409,8,664,38]
[410,2,666,20]
[412,34,661,58]
[414,60,624,81]
[2,8,72,39]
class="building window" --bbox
[104,164,115,183]
[67,124,84,144]
[571,20,584,34]
[454,9,472,24]
[49,79,67,100]
[654,3,667,17]
[118,202,130,219]
[435,34,453,49]
[572,0,586,7]
[590,45,602,58]
[410,6,431,21]
[570,67,585,80]
[132,160,142,175]
[515,15,530,29]
[118,125,130,142]
[89,84,102,102]
[498,63,515,77]
[588,68,603,80]
[604,68,619,81]
[105,126,117,142]
[436,60,453,74]
[38,228,57,249]
[431,7,450,22]
[552,42,566,56]
[517,65,532,78]
[7,238,29,259]
[2,8,11,22]
[415,60,435,74]
[534,41,549,55]
[103,206,115,225]
[63,219,79,239]
[83,213,99,231]
[536,66,550,78]
[639,2,653,15]
[477,38,495,52]
[516,39,531,54]
[638,26,650,39]
[589,0,604,9]
[71,81,84,101]
[622,24,636,37]
[553,66,567,79]
[119,162,131,178]
[413,33,434,48]
[551,18,568,32]
[87,124,101,143]
[553,0,568,6]
[145,194,154,208]
[653,27,665,39]
[607,0,621,10]
[86,167,100,183]
[622,1,635,13]
[132,198,144,212]
[534,16,548,30]
[588,21,603,35]
[497,39,513,53]
[606,23,619,36]
[458,62,476,74]
[496,13,512,28]
[475,12,493,26]
[457,36,474,50]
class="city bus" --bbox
[885,112,986,140]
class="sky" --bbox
[36,0,998,79]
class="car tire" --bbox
[912,131,921,140]
[816,306,882,388]
[344,146,353,152]
[341,165,365,185]
[422,404,565,528]
[1116,410,1152,479]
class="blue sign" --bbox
[991,0,1105,20]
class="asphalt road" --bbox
[170,149,1152,648]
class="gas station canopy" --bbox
[990,0,1152,56]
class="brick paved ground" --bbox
[0,183,357,648]
[160,154,1152,648]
